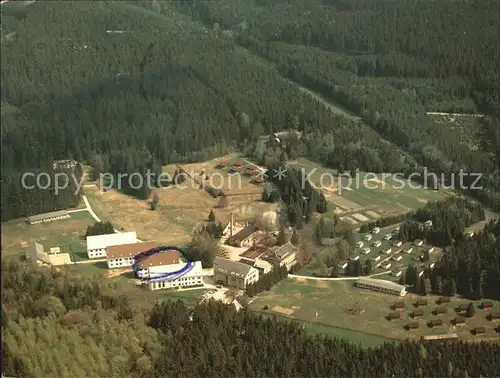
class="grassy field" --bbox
[1,210,95,260]
[252,310,391,348]
[84,154,277,244]
[63,261,209,309]
[289,158,451,224]
[249,278,500,343]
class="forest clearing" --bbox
[250,278,500,343]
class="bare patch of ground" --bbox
[365,211,380,218]
[416,198,429,204]
[352,213,369,222]
[272,305,295,315]
[329,195,363,211]
[340,216,358,225]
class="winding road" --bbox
[80,191,143,241]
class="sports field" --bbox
[290,158,451,223]
[249,278,500,343]
[1,211,95,260]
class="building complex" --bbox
[86,231,137,258]
[106,241,157,269]
[214,257,259,290]
[26,243,72,266]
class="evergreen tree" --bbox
[277,226,287,246]
[466,302,475,318]
[208,210,216,222]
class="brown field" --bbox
[352,213,370,222]
[84,155,277,244]
[365,210,380,218]
[329,194,364,212]
[340,216,358,225]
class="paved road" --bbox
[81,194,143,240]
[67,208,88,214]
[288,270,391,281]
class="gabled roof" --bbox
[87,232,137,250]
[27,242,44,259]
[356,278,406,292]
[214,257,253,278]
[135,250,180,269]
[231,225,258,243]
[268,242,298,260]
[27,210,69,222]
[106,242,157,259]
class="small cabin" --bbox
[356,241,364,248]
[392,240,402,247]
[414,239,423,246]
[392,255,403,262]
[435,306,447,315]
[453,316,466,325]
[418,271,424,277]
[416,299,428,307]
[340,262,348,269]
[383,234,393,241]
[489,312,500,321]
[372,255,381,262]
[364,234,372,241]
[372,227,381,234]
[481,301,493,309]
[392,302,405,310]
[427,247,435,254]
[438,297,451,304]
[382,262,391,269]
[373,240,382,248]
[457,304,468,313]
[428,319,443,328]
[472,326,486,335]
[412,309,425,318]
[404,247,413,254]
[383,248,392,255]
[406,322,419,330]
[216,161,227,168]
[388,312,401,320]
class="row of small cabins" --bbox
[387,299,500,335]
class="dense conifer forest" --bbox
[2,0,499,219]
[2,257,500,377]
[398,199,500,300]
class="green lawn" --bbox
[249,278,500,343]
[1,211,94,259]
[289,158,451,221]
[65,261,209,308]
[252,310,391,348]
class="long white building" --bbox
[86,232,137,258]
[134,250,204,290]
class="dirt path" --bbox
[426,112,484,117]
